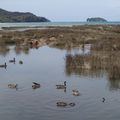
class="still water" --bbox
[0,45,120,120]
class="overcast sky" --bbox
[0,0,120,21]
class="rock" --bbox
[87,17,107,22]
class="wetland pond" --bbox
[0,44,120,120]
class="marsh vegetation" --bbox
[0,25,120,120]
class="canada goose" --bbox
[0,62,7,68]
[8,84,18,89]
[56,81,66,89]
[72,90,80,96]
[9,58,15,63]
[32,82,40,89]
[56,102,67,107]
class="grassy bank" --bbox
[0,25,120,50]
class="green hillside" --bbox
[0,8,50,22]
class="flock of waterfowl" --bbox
[0,58,23,69]
[56,81,80,107]
[0,58,40,90]
[8,82,40,90]
[0,57,105,108]
[55,81,105,107]
[7,80,80,108]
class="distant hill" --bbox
[0,8,50,22]
[87,17,107,22]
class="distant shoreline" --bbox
[1,21,120,31]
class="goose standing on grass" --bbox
[56,81,66,89]
[8,84,18,89]
[32,82,40,89]
[9,58,15,63]
[0,62,7,68]
[72,89,80,96]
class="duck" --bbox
[32,82,40,89]
[0,62,7,68]
[72,90,80,96]
[102,97,105,102]
[56,101,67,107]
[56,81,66,89]
[9,58,15,63]
[19,60,23,64]
[8,84,18,89]
[69,102,76,107]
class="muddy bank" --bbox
[0,25,120,50]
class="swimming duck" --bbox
[8,84,18,89]
[56,81,66,89]
[72,90,80,96]
[69,102,76,107]
[19,60,23,64]
[9,58,15,63]
[56,102,67,107]
[102,97,105,102]
[32,82,40,89]
[0,62,7,68]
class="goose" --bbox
[72,90,80,96]
[9,58,15,63]
[56,81,66,89]
[8,84,18,89]
[56,102,67,107]
[0,62,7,68]
[32,82,40,89]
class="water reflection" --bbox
[0,44,120,91]
[65,49,120,90]
[0,45,10,56]
[0,44,39,56]
[0,43,120,120]
[14,45,30,55]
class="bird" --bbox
[19,60,23,64]
[102,98,105,102]
[9,58,15,63]
[32,82,40,89]
[56,102,67,107]
[8,84,18,89]
[69,102,76,107]
[56,81,66,89]
[0,62,7,68]
[72,90,80,96]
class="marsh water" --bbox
[0,44,120,120]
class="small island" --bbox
[87,17,107,22]
[0,8,50,22]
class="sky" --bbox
[0,0,120,21]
